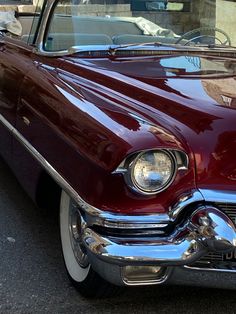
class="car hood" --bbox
[61,54,236,190]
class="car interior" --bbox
[2,0,236,51]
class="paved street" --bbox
[0,156,236,313]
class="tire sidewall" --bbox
[60,190,90,282]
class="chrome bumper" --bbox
[76,190,236,286]
[82,206,236,267]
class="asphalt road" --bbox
[0,157,236,314]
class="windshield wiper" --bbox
[67,43,236,58]
[67,42,168,55]
[107,42,236,57]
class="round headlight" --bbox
[131,150,176,194]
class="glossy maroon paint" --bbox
[0,36,236,214]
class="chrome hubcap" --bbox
[69,200,89,268]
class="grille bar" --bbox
[214,202,236,225]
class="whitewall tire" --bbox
[59,190,120,297]
[60,190,90,282]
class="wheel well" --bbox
[35,171,61,212]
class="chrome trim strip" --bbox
[86,212,170,229]
[199,189,236,204]
[33,46,70,57]
[184,265,236,273]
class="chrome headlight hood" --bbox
[114,148,188,195]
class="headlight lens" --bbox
[131,150,176,193]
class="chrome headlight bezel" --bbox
[130,150,177,195]
[114,149,188,195]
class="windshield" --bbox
[44,0,236,52]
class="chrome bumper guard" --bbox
[82,206,236,267]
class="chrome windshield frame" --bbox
[31,0,236,58]
[33,0,62,56]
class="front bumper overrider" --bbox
[78,190,236,286]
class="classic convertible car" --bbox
[0,0,236,297]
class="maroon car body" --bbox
[1,0,236,296]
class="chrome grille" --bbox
[201,252,223,262]
[215,202,236,224]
